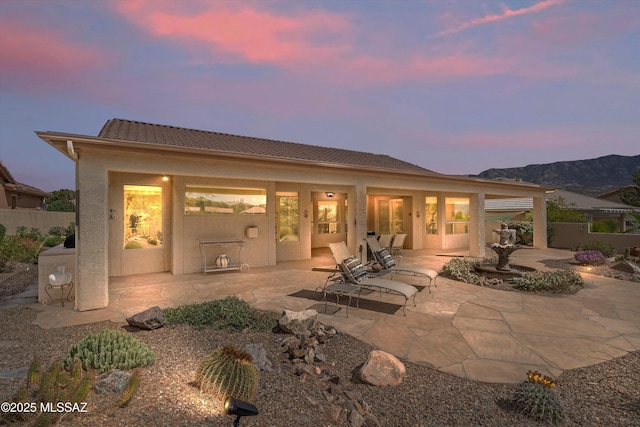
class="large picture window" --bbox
[445,197,469,235]
[124,185,163,249]
[276,192,299,241]
[314,199,347,234]
[185,187,266,215]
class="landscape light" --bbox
[225,398,258,427]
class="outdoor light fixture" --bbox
[162,176,170,182]
[225,398,258,427]
[325,192,335,198]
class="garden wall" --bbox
[549,222,640,253]
[0,209,75,234]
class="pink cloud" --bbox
[433,0,565,37]
[114,1,352,65]
[0,18,108,91]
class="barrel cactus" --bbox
[64,329,155,373]
[512,370,563,423]
[195,346,258,401]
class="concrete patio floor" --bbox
[28,247,640,384]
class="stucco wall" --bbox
[549,222,640,252]
[0,209,75,235]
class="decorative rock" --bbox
[612,260,640,274]
[126,306,164,330]
[349,408,366,427]
[359,350,406,386]
[325,404,342,423]
[94,369,132,394]
[242,343,273,372]
[279,309,318,335]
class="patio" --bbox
[30,248,640,384]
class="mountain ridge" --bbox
[470,154,640,196]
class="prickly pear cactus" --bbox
[195,346,258,401]
[512,371,563,423]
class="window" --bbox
[185,187,266,215]
[124,185,163,249]
[276,192,299,241]
[425,196,438,234]
[377,198,403,234]
[445,197,469,234]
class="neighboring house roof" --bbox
[0,160,51,198]
[486,189,637,214]
[98,119,433,174]
[597,186,636,205]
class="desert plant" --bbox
[590,220,618,233]
[574,250,606,266]
[441,257,479,284]
[15,226,43,240]
[47,226,68,237]
[163,295,277,331]
[514,270,583,294]
[512,370,563,423]
[0,223,5,244]
[42,235,65,247]
[195,346,258,401]
[64,329,156,373]
[115,369,141,407]
[507,221,533,245]
[576,240,616,258]
[27,359,41,389]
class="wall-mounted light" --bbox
[162,176,170,182]
[325,192,335,198]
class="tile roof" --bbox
[485,189,637,213]
[98,119,434,174]
[0,160,51,197]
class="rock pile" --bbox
[276,309,406,426]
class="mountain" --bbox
[471,154,640,196]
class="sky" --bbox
[0,0,638,192]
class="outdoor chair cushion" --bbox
[376,248,396,269]
[341,256,368,284]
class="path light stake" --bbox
[224,397,258,427]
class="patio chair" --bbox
[390,233,407,256]
[377,234,394,251]
[327,242,418,315]
[366,236,438,293]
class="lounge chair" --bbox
[377,234,394,251]
[390,233,407,256]
[327,242,418,315]
[366,236,438,293]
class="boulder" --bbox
[94,369,132,394]
[279,309,318,335]
[243,343,273,372]
[359,350,406,387]
[126,306,164,330]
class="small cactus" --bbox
[27,359,40,388]
[512,371,563,423]
[116,370,141,407]
[64,329,155,373]
[195,346,258,401]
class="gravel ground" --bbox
[1,263,639,426]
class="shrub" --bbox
[47,226,68,237]
[0,223,5,244]
[42,236,65,247]
[576,241,616,258]
[574,250,606,265]
[514,270,583,294]
[163,295,277,331]
[15,226,43,240]
[195,346,258,401]
[64,329,156,373]
[441,257,479,284]
[507,221,533,245]
[512,370,563,423]
[590,220,618,233]
[0,236,43,263]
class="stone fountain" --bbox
[489,223,520,271]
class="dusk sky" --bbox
[1,0,638,192]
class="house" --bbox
[0,160,51,210]
[36,119,551,311]
[485,188,638,232]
